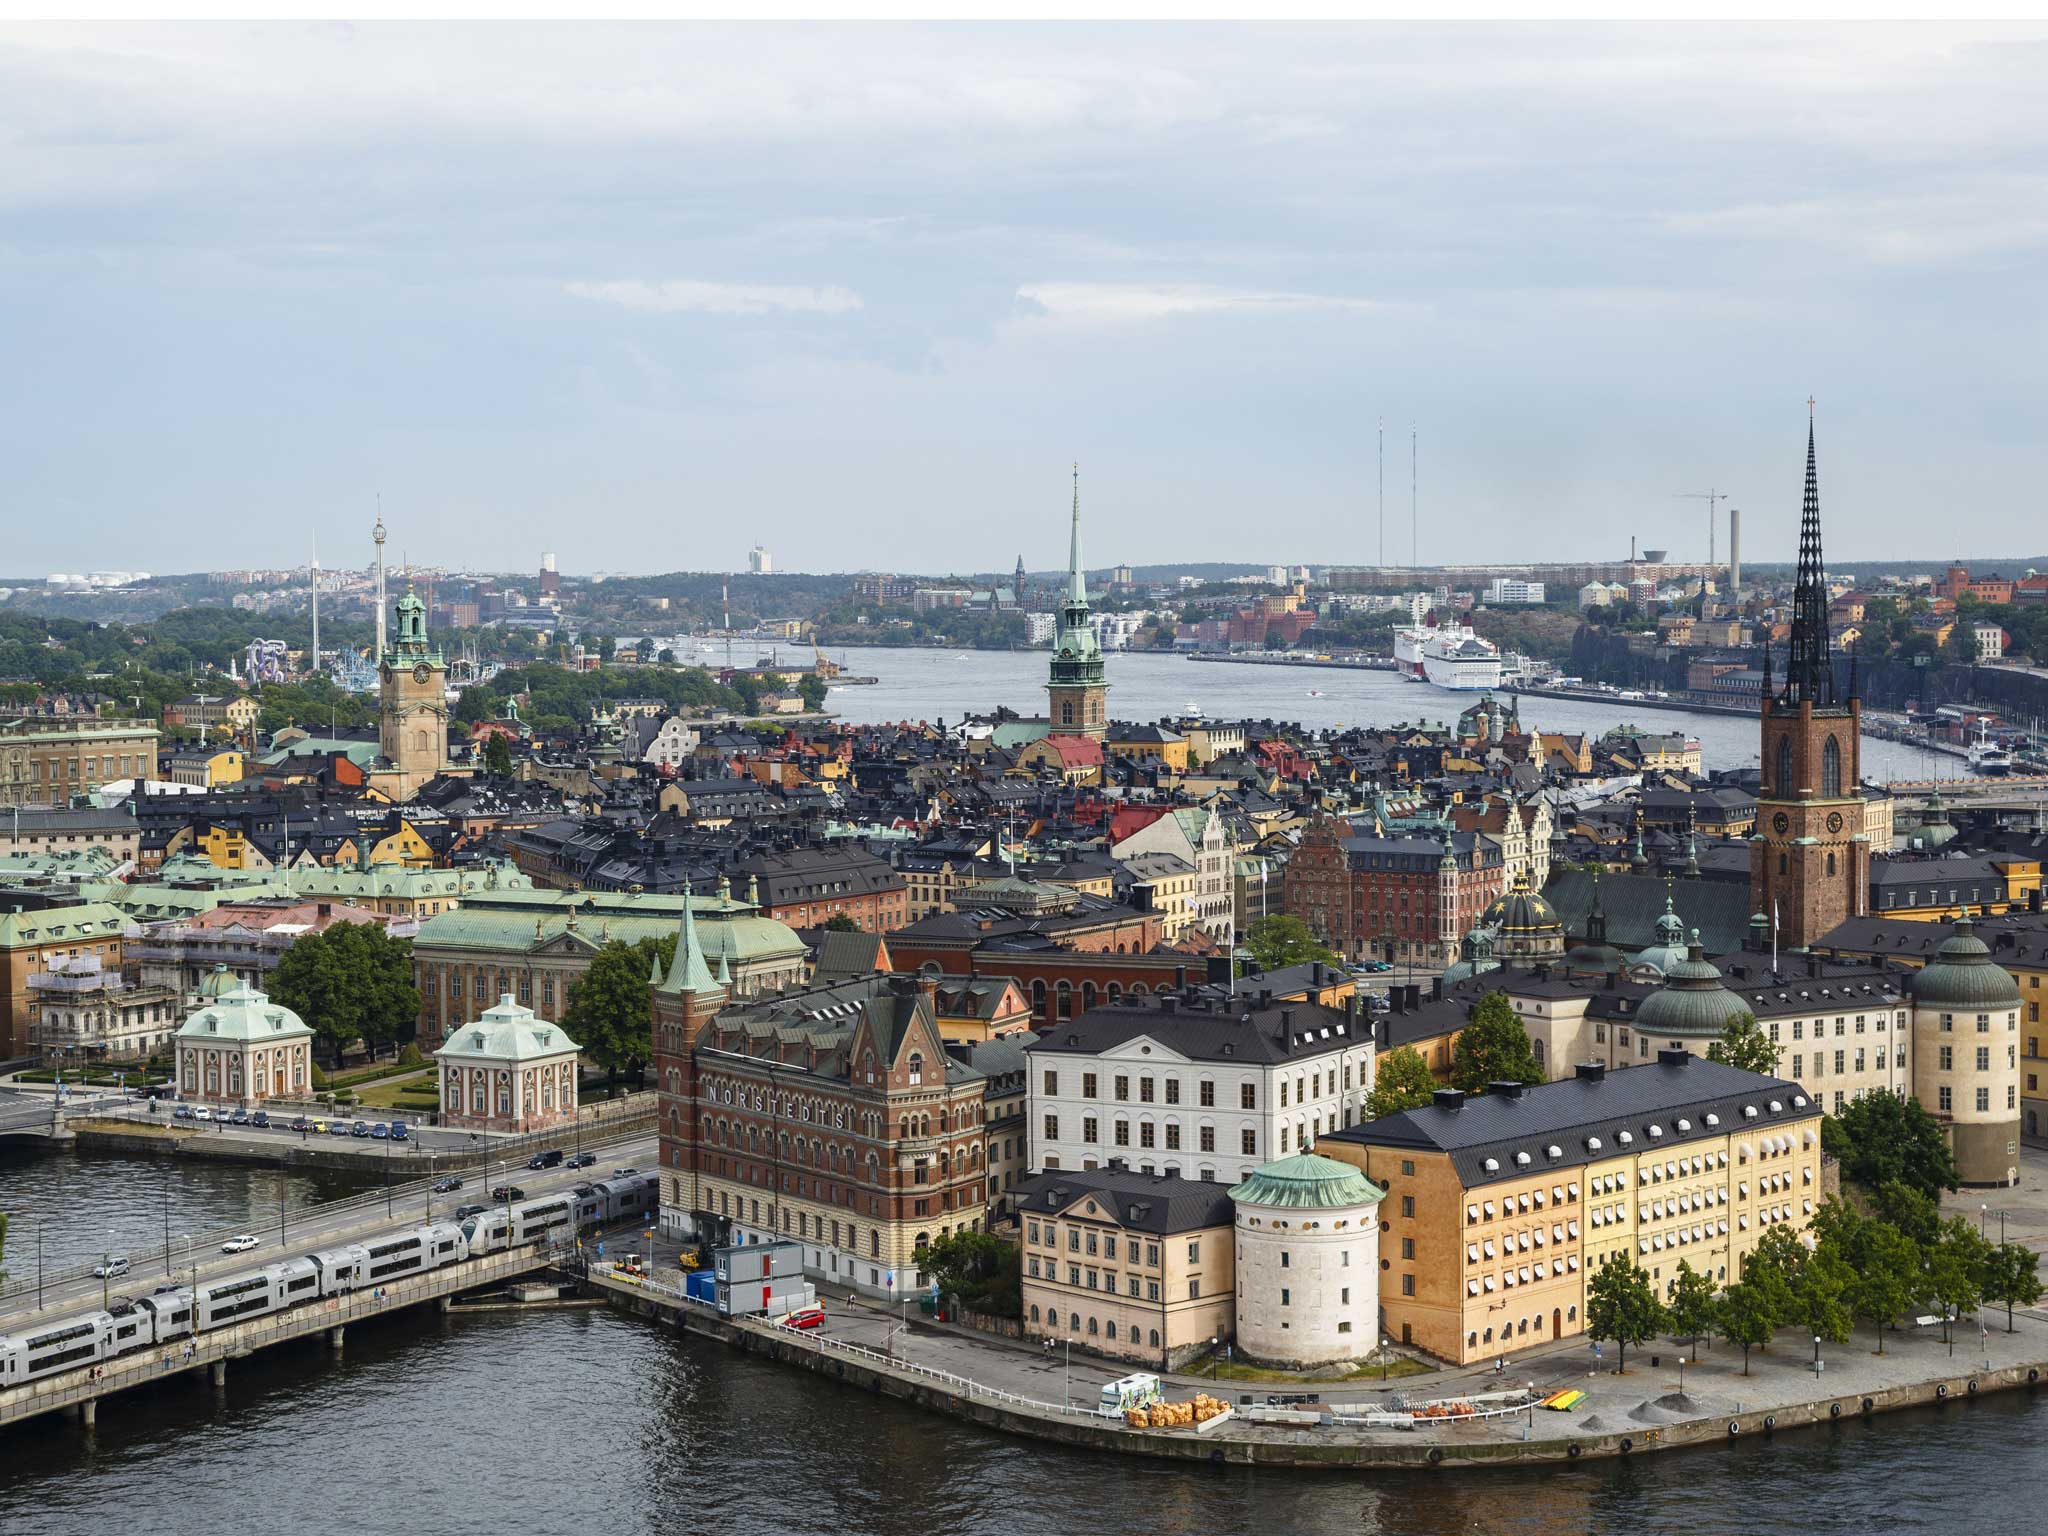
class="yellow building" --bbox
[1320,1054,1822,1363]
[164,746,245,788]
[1106,724,1191,773]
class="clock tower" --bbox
[1751,409,1868,950]
[376,584,449,800]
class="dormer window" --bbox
[908,1052,924,1086]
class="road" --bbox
[0,1129,657,1334]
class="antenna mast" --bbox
[1377,416,1384,569]
[1410,424,1417,567]
[309,530,320,679]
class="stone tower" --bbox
[1750,410,1868,949]
[1045,464,1108,738]
[651,894,730,1237]
[377,585,448,799]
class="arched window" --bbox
[1826,852,1837,876]
[1775,736,1794,795]
[1821,736,1842,797]
[1061,702,1074,725]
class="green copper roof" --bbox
[1909,917,2022,1010]
[1228,1152,1385,1211]
[1633,937,1747,1038]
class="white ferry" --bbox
[1421,623,1503,691]
[1392,625,1432,680]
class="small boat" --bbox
[1968,722,2013,777]
[1306,689,1325,697]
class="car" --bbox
[192,1106,213,1122]
[174,1104,195,1120]
[152,1282,183,1296]
[389,1122,409,1142]
[527,1148,563,1170]
[220,1234,259,1254]
[489,1185,525,1203]
[351,1121,371,1138]
[432,1175,464,1194]
[370,1123,389,1140]
[782,1306,826,1332]
[454,1203,486,1220]
[291,1116,310,1133]
[310,1118,327,1134]
[250,1111,270,1129]
[566,1151,596,1169]
[93,1257,131,1280]
[328,1120,349,1136]
[228,1109,250,1126]
[610,1167,640,1178]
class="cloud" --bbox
[566,279,864,316]
[1013,281,1388,324]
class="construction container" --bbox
[712,1240,803,1286]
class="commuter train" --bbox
[0,1175,656,1394]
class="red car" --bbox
[782,1305,825,1332]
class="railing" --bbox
[0,1121,656,1311]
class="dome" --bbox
[175,982,314,1045]
[1481,870,1561,937]
[1229,1153,1385,1211]
[196,963,241,1000]
[1563,936,1626,977]
[1632,934,1746,1038]
[1443,925,1501,986]
[1632,896,1693,977]
[1909,916,2021,1010]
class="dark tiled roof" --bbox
[1027,994,1363,1065]
[1326,1056,1815,1188]
[1013,1166,1235,1234]
[1546,870,1753,954]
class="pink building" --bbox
[433,993,580,1133]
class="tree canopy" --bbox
[1239,914,1341,975]
[1450,993,1544,1093]
[920,1230,1022,1319]
[1705,1011,1781,1076]
[1585,1258,1667,1373]
[1364,1046,1438,1119]
[268,921,422,1061]
[1822,1091,1960,1198]
[560,936,673,1084]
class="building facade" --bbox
[0,716,160,808]
[1228,1153,1384,1369]
[173,977,316,1108]
[433,994,581,1133]
[372,587,450,801]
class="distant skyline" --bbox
[4,23,2047,575]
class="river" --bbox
[815,645,1955,782]
[0,1150,2039,1535]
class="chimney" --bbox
[1161,995,1178,1015]
[1392,989,1406,1016]
[1575,1061,1606,1083]
[1403,983,1421,1012]
[1431,976,1444,1002]
[1656,1047,1690,1067]
[1488,1080,1525,1099]
[1432,1088,1466,1111]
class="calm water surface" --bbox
[0,1149,2038,1536]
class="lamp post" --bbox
[1382,1336,1392,1384]
[1981,1203,1989,1239]
[36,1218,44,1311]
[1813,1335,1822,1378]
[1065,1336,1073,1410]
[163,1164,172,1277]
[182,1235,196,1338]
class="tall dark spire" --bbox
[1781,402,1835,706]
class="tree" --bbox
[1239,915,1341,975]
[1365,1046,1437,1119]
[1872,1179,1942,1246]
[1705,1011,1781,1076]
[561,938,662,1087]
[1450,993,1544,1093]
[920,1230,1022,1319]
[1664,1259,1718,1349]
[1923,1217,1992,1344]
[1821,1206,1921,1353]
[1738,1224,1804,1342]
[1789,1235,1855,1347]
[823,914,862,933]
[268,921,422,1064]
[1585,1257,1667,1374]
[482,733,514,777]
[1718,1281,1776,1374]
[797,673,828,711]
[1821,1091,1959,1198]
[1979,1242,2044,1333]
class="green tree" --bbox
[1365,1046,1438,1119]
[1822,1091,1959,1198]
[268,921,422,1064]
[1738,1224,1804,1339]
[1979,1242,2044,1333]
[797,673,828,711]
[1872,1179,1942,1246]
[1789,1234,1856,1347]
[1585,1257,1668,1374]
[1718,1281,1776,1374]
[1450,993,1544,1093]
[561,938,664,1087]
[1664,1259,1718,1348]
[482,733,514,777]
[823,913,862,933]
[1705,1011,1781,1076]
[1239,914,1341,975]
[1818,1204,1921,1353]
[1923,1217,1992,1345]
[920,1230,1022,1319]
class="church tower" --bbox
[377,584,449,798]
[651,893,730,1237]
[1045,464,1108,738]
[1750,407,1868,949]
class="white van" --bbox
[1098,1372,1164,1417]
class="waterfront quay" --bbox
[583,1255,2048,1470]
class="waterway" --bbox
[817,645,1957,782]
[1,1149,2040,1535]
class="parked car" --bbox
[432,1175,464,1193]
[328,1120,349,1136]
[454,1203,486,1220]
[611,1167,640,1178]
[93,1257,130,1280]
[220,1234,259,1254]
[370,1123,389,1140]
[489,1185,526,1203]
[291,1116,310,1133]
[228,1109,250,1126]
[174,1105,195,1121]
[192,1107,213,1122]
[527,1148,563,1171]
[351,1121,371,1138]
[782,1306,826,1332]
[389,1122,409,1142]
[566,1151,596,1169]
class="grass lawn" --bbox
[1191,1353,1436,1385]
[349,1069,438,1110]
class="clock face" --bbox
[1772,811,1790,835]
[413,663,432,684]
[1826,811,1845,834]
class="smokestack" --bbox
[1631,534,1638,564]
[1728,508,1742,600]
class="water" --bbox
[820,645,1949,781]
[1,1148,2039,1535]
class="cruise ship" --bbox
[1393,618,1503,691]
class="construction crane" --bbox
[1673,489,1730,568]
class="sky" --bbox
[3,22,2047,578]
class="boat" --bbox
[1420,622,1503,691]
[1392,625,1431,680]
[1968,721,2014,777]
[1306,689,1325,697]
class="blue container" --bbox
[686,1269,717,1304]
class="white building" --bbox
[1025,993,1376,1183]
[1975,623,2005,661]
[748,546,773,575]
[1229,1153,1385,1368]
[1486,578,1547,605]
[1112,807,1234,946]
[435,993,582,1134]
[642,717,701,771]
[1026,612,1059,646]
[173,972,315,1108]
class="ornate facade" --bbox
[371,587,450,801]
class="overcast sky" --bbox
[4,23,2046,578]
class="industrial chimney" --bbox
[1728,507,1742,600]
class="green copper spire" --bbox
[658,895,720,996]
[1067,461,1087,605]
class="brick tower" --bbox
[1045,464,1108,738]
[650,894,729,1237]
[1750,407,1868,950]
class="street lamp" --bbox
[1065,1336,1073,1409]
[1812,1335,1822,1378]
[162,1164,172,1276]
[1381,1336,1392,1384]
[182,1235,197,1338]
[1981,1203,1989,1239]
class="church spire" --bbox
[1783,402,1835,706]
[658,891,720,996]
[1067,462,1087,605]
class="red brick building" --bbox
[732,847,909,932]
[1284,816,1507,969]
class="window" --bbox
[1977,1087,1990,1113]
[1940,1046,1953,1071]
[1139,1077,1155,1103]
[1939,1086,1953,1113]
[1188,1279,1201,1300]
[1199,1081,1215,1107]
[1043,1070,1059,1096]
[1082,1072,1097,1099]
[1082,1116,1098,1144]
[1043,1114,1059,1142]
[1400,1159,1415,1176]
[1401,1237,1415,1259]
[1240,1083,1257,1110]
[1401,1195,1415,1218]
[1199,1125,1215,1153]
[1115,1075,1129,1101]
[1401,1274,1415,1296]
[1978,1047,1991,1072]
[1821,736,1841,796]
[1139,1122,1156,1149]
[1281,1288,1291,1307]
[1775,736,1793,795]
[1165,1079,1181,1105]
[1241,1129,1257,1157]
[1165,1124,1181,1151]
[1187,1240,1201,1263]
[1114,1121,1130,1147]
